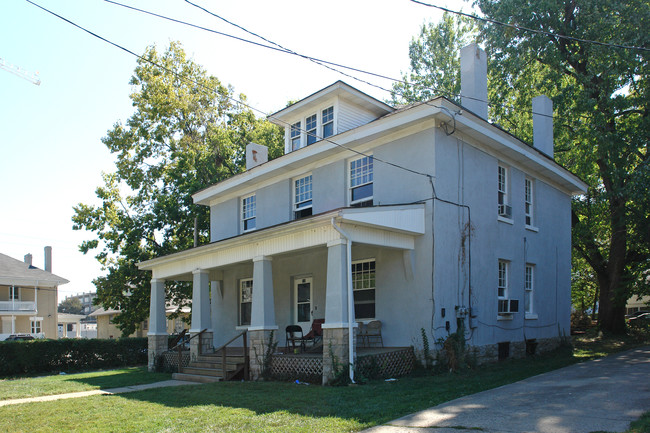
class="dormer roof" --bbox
[268,80,394,126]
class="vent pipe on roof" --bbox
[44,246,52,273]
[460,43,488,120]
[24,253,33,266]
[532,95,554,159]
[246,142,268,170]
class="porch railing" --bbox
[213,331,249,381]
[170,328,207,374]
[0,301,36,311]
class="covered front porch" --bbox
[139,204,424,384]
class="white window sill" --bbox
[525,313,538,320]
[525,225,539,232]
[497,216,514,225]
[236,326,250,331]
[497,314,514,321]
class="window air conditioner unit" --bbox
[498,299,519,314]
[498,204,512,218]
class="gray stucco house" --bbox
[139,44,587,383]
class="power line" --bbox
[25,0,435,182]
[104,0,559,121]
[411,0,650,53]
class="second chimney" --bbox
[24,253,33,266]
[460,43,488,120]
[532,95,554,159]
[44,246,52,273]
[246,142,268,170]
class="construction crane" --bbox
[0,57,41,85]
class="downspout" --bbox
[331,217,355,384]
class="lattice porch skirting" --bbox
[160,350,190,371]
[270,347,414,381]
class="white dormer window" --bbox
[350,155,373,207]
[291,122,301,151]
[294,174,313,219]
[306,114,317,145]
[322,106,334,138]
[241,194,256,232]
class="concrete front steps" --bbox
[172,352,247,383]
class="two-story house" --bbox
[0,247,68,340]
[139,44,587,383]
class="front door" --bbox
[294,277,312,333]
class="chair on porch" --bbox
[363,320,384,347]
[303,318,325,348]
[285,325,306,353]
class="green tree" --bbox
[390,12,477,104]
[58,297,84,315]
[72,42,284,336]
[476,0,650,333]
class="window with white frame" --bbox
[322,106,334,138]
[352,259,376,319]
[31,320,41,334]
[350,155,373,207]
[241,194,256,232]
[525,264,534,314]
[294,174,313,219]
[306,114,317,145]
[291,121,301,151]
[525,178,534,226]
[9,286,19,300]
[239,278,253,326]
[498,260,508,299]
[497,165,511,217]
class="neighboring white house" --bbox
[57,313,91,338]
[139,44,587,383]
[0,247,68,340]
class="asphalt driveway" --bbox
[364,346,650,433]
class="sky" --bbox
[0,0,453,302]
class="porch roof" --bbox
[138,204,425,281]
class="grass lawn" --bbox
[0,367,171,400]
[0,331,647,433]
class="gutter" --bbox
[331,217,355,384]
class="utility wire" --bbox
[411,0,650,53]
[104,0,557,121]
[25,0,435,181]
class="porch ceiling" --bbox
[138,204,425,281]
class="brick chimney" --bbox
[532,95,554,158]
[460,43,488,120]
[44,246,52,273]
[246,142,268,170]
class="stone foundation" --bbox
[248,329,278,380]
[471,336,563,364]
[322,327,351,385]
[147,334,168,371]
[190,331,214,361]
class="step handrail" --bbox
[174,328,208,374]
[213,331,249,381]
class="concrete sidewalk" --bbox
[364,346,650,433]
[0,379,199,407]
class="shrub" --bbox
[0,338,148,377]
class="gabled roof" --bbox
[0,253,69,287]
[268,80,394,125]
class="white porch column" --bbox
[248,255,278,380]
[250,256,277,330]
[324,239,349,326]
[323,238,355,384]
[190,269,211,332]
[148,278,167,371]
[190,269,213,359]
[210,279,222,347]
